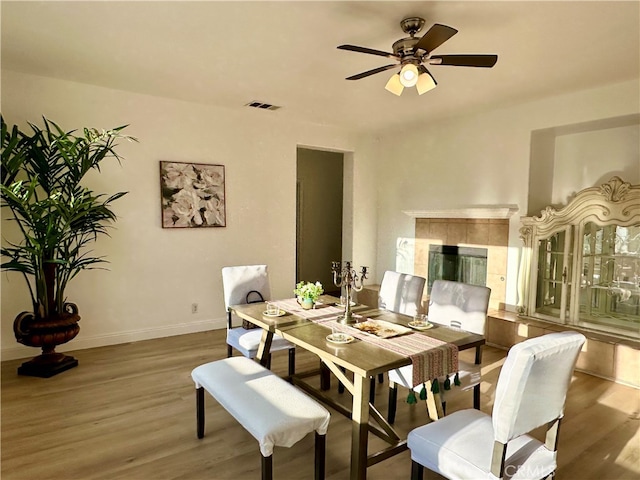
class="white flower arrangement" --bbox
[294,281,324,302]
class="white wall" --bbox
[3,70,637,359]
[371,80,640,309]
[553,124,640,205]
[1,71,365,360]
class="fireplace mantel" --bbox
[403,205,519,219]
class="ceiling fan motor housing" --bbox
[395,17,427,61]
[392,37,425,68]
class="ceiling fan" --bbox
[338,17,498,96]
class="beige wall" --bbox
[528,116,640,215]
[552,122,640,206]
[0,71,368,360]
[371,80,640,310]
[2,70,638,360]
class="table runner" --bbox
[272,298,458,388]
[328,320,458,388]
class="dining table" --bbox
[229,295,485,480]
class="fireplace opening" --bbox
[427,245,488,293]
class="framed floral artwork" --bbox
[160,161,226,228]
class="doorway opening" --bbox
[296,148,344,296]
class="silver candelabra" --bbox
[331,261,368,324]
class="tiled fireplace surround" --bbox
[413,218,509,311]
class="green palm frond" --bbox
[1,115,137,317]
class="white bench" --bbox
[191,357,330,480]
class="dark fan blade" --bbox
[338,44,399,60]
[414,23,458,53]
[346,64,398,80]
[430,54,498,68]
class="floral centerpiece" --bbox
[294,281,324,309]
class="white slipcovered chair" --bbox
[369,271,426,401]
[378,270,427,318]
[221,265,295,376]
[387,280,491,422]
[407,331,586,480]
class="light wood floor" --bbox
[2,330,639,479]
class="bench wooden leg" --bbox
[288,348,296,377]
[411,460,424,480]
[315,432,326,480]
[261,454,273,480]
[196,387,205,439]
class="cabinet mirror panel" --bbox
[579,223,640,333]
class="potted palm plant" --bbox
[1,115,136,377]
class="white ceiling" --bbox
[2,1,639,132]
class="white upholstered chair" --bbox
[221,265,295,376]
[387,280,491,422]
[369,271,426,401]
[378,270,426,317]
[407,331,585,480]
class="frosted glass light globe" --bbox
[399,64,419,87]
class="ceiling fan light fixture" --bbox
[416,72,437,95]
[338,18,498,97]
[385,73,404,96]
[399,63,419,87]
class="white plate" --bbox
[326,333,355,344]
[263,310,286,318]
[408,321,434,331]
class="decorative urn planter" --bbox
[13,303,81,377]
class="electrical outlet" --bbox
[191,303,198,314]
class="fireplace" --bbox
[428,245,488,293]
[413,217,510,310]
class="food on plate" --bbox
[353,320,408,338]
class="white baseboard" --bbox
[1,317,226,361]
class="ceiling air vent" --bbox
[245,101,281,111]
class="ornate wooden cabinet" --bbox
[518,177,640,338]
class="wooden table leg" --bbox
[350,374,371,480]
[320,361,331,391]
[475,344,484,365]
[474,344,484,409]
[256,329,274,367]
